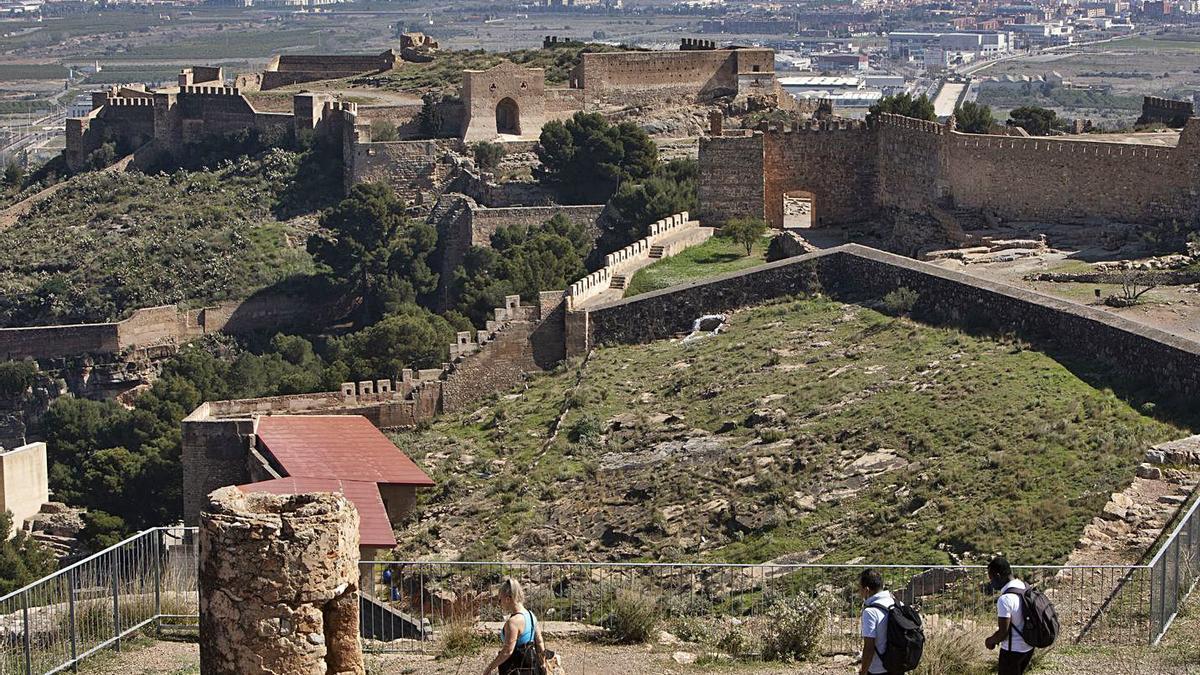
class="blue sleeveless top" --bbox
[502,609,536,646]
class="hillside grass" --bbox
[623,235,772,298]
[391,296,1187,566]
[0,149,333,327]
[355,44,631,96]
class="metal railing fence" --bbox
[1147,492,1200,644]
[357,560,1153,658]
[0,526,197,675]
[1,498,1198,673]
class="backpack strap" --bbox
[999,589,1026,650]
[865,602,893,658]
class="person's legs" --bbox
[998,649,1035,675]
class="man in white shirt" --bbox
[859,569,895,675]
[983,556,1035,675]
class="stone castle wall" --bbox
[700,114,1200,229]
[697,133,765,224]
[578,48,773,106]
[260,51,397,91]
[0,293,348,361]
[1138,96,1195,128]
[577,245,1200,402]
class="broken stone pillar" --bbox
[199,487,364,675]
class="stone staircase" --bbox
[610,275,628,290]
[649,245,666,259]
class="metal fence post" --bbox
[154,529,163,635]
[68,569,78,672]
[112,553,121,652]
[21,590,32,675]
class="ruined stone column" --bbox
[199,486,364,675]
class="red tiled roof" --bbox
[236,477,398,548]
[255,415,434,486]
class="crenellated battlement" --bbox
[949,133,1176,160]
[876,113,948,135]
[1144,96,1194,111]
[179,85,242,97]
[105,96,154,107]
[759,118,868,134]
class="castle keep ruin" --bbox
[699,114,1200,232]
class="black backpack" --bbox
[1004,585,1060,649]
[868,601,925,673]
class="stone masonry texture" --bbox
[199,487,364,675]
[699,115,1200,229]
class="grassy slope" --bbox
[359,44,630,96]
[623,236,771,298]
[0,150,323,327]
[392,297,1186,566]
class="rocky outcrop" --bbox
[765,231,817,262]
[199,487,364,675]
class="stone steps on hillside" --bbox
[610,275,627,290]
[649,245,666,259]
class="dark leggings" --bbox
[998,648,1034,675]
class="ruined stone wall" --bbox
[0,294,348,361]
[181,407,256,526]
[65,100,155,170]
[697,132,765,224]
[546,87,586,114]
[461,62,547,141]
[582,245,1200,402]
[200,488,363,675]
[172,87,294,147]
[0,323,120,360]
[579,48,769,105]
[345,136,459,204]
[468,203,604,246]
[261,51,397,91]
[1138,96,1195,128]
[763,120,876,227]
[440,313,541,412]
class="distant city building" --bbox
[888,31,1012,62]
[779,74,883,107]
[1007,22,1074,46]
[812,52,868,71]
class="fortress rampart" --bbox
[700,113,1200,230]
[66,83,354,172]
[1138,95,1195,128]
[0,292,349,361]
[574,244,1200,403]
[260,50,398,91]
[577,47,775,106]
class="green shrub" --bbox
[369,118,399,142]
[715,620,761,659]
[760,594,827,662]
[0,360,37,398]
[472,141,506,172]
[914,624,991,675]
[567,414,602,443]
[605,590,659,643]
[438,618,486,659]
[882,286,920,317]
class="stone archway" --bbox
[495,97,520,136]
[783,190,817,229]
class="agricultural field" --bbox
[391,296,1188,566]
[978,32,1200,126]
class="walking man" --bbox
[859,569,893,675]
[984,556,1035,675]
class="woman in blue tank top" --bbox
[482,577,546,675]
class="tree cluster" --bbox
[1006,106,1065,136]
[868,93,936,122]
[536,112,658,204]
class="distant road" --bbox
[956,30,1149,77]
